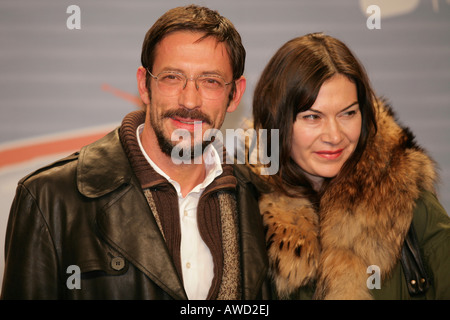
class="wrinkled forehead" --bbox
[153,31,232,76]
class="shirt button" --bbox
[186,262,191,269]
[184,210,188,217]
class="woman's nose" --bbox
[322,119,344,145]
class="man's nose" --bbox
[178,79,202,110]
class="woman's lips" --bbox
[315,149,344,160]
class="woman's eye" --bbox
[302,114,320,120]
[341,110,357,117]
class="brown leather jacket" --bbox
[1,129,270,300]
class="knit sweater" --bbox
[118,110,240,299]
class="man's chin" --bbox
[157,135,211,161]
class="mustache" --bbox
[162,108,212,126]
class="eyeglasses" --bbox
[146,68,233,100]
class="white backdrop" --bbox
[1,0,449,289]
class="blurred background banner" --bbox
[0,0,449,288]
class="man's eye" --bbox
[161,75,180,81]
[200,77,224,89]
[158,73,184,84]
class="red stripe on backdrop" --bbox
[0,131,109,168]
[0,83,140,169]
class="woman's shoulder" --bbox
[412,190,450,249]
[412,190,450,299]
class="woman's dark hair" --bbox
[253,33,377,203]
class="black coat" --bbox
[1,129,270,300]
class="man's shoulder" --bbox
[18,128,119,187]
[18,152,80,191]
[18,128,133,200]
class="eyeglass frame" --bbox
[146,68,234,98]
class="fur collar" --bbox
[257,100,437,299]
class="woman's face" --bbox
[291,74,362,179]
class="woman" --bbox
[251,33,450,299]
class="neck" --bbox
[302,170,324,192]
[140,126,206,197]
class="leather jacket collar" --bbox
[74,128,268,299]
[77,129,132,198]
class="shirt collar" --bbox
[136,124,223,197]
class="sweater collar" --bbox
[135,123,224,197]
[119,110,167,189]
[119,110,237,193]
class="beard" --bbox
[150,107,215,160]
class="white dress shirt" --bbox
[136,124,223,299]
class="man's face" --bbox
[143,31,245,159]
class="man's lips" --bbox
[315,149,344,160]
[169,117,205,131]
[163,109,212,127]
[171,117,202,124]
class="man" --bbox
[1,5,270,300]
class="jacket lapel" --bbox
[78,129,187,300]
[97,183,187,300]
[233,165,269,299]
